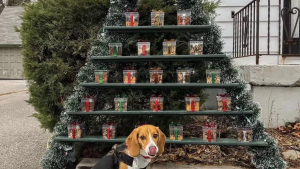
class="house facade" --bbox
[213,0,300,127]
[0,6,23,79]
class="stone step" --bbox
[76,158,245,169]
[148,163,245,169]
[76,158,100,169]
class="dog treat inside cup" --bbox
[177,9,191,25]
[189,40,203,55]
[185,94,200,111]
[151,10,164,26]
[68,123,83,139]
[109,43,122,57]
[137,40,150,56]
[206,69,221,84]
[216,94,231,111]
[125,11,139,26]
[163,39,176,55]
[123,69,137,84]
[202,123,217,142]
[102,122,117,139]
[81,96,95,112]
[237,127,252,142]
[169,122,183,141]
[177,69,191,83]
[114,98,128,112]
[150,95,164,112]
[149,68,163,83]
[68,123,75,139]
[94,70,108,83]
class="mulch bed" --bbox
[266,129,300,168]
[81,119,300,168]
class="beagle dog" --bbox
[92,125,166,169]
[120,125,166,169]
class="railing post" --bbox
[232,11,235,58]
[256,0,260,65]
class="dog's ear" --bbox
[126,128,140,157]
[156,127,166,155]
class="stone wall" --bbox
[240,65,300,127]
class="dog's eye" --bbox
[140,136,146,140]
[153,134,158,138]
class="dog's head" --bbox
[126,125,166,158]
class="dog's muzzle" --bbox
[148,146,157,156]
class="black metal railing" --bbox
[231,0,259,64]
[232,0,260,64]
[232,0,300,65]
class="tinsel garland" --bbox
[41,0,286,169]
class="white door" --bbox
[291,0,300,38]
[279,0,300,64]
[0,47,23,79]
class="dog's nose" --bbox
[148,146,157,156]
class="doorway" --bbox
[282,0,300,55]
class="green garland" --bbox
[41,0,286,169]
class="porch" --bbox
[223,0,300,128]
[231,0,300,65]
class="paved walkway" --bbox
[78,158,245,169]
[0,80,51,169]
[148,163,244,169]
[0,80,27,95]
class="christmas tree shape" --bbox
[42,0,286,168]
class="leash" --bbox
[111,144,134,167]
[114,151,134,167]
[47,134,55,149]
[111,144,147,169]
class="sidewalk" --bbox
[0,80,27,95]
[77,158,245,169]
[0,80,51,169]
[148,163,245,169]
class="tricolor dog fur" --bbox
[92,125,166,169]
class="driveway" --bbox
[0,80,51,169]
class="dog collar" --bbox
[141,155,151,159]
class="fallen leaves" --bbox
[267,129,300,168]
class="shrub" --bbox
[18,0,109,131]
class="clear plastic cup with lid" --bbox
[177,9,191,25]
[151,11,164,26]
[109,43,122,57]
[185,95,200,112]
[150,96,164,112]
[114,98,128,112]
[125,12,139,26]
[163,40,176,55]
[206,69,221,84]
[137,41,150,56]
[177,69,191,83]
[123,70,137,84]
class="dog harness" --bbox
[92,143,147,169]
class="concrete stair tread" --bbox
[76,158,245,169]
